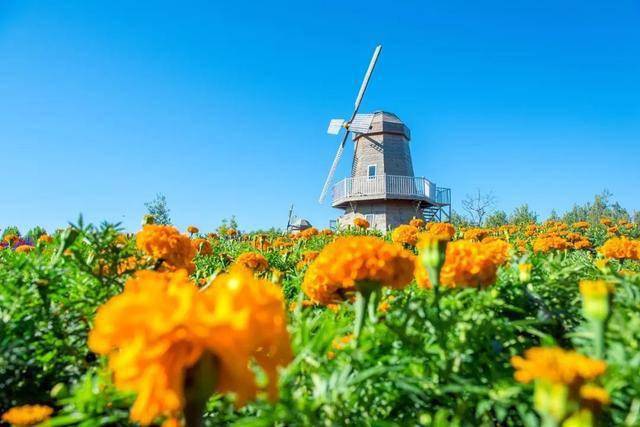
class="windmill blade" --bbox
[318,131,350,203]
[348,113,374,134]
[327,118,345,135]
[353,45,382,114]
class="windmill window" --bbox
[367,164,377,179]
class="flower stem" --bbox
[184,353,218,427]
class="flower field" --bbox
[2,216,640,427]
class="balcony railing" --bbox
[331,174,450,206]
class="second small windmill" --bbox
[318,45,452,231]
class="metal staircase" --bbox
[423,204,452,223]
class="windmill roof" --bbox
[371,111,403,124]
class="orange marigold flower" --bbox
[600,218,613,227]
[187,225,199,234]
[598,236,640,260]
[482,239,511,265]
[533,235,572,253]
[38,234,53,244]
[580,384,610,406]
[296,227,319,239]
[409,218,425,229]
[235,252,269,272]
[425,222,456,240]
[331,334,354,350]
[391,224,419,247]
[191,238,212,256]
[525,224,539,237]
[225,228,238,237]
[415,239,504,289]
[573,238,592,250]
[463,227,489,241]
[511,347,606,386]
[2,233,18,244]
[319,228,334,236]
[302,236,415,304]
[15,245,34,253]
[89,269,291,425]
[572,221,589,230]
[353,217,370,229]
[296,250,319,270]
[136,225,196,273]
[2,404,53,426]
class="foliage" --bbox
[144,193,172,225]
[509,204,538,225]
[485,210,508,228]
[1,211,640,426]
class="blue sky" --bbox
[1,1,639,232]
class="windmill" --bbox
[318,45,452,231]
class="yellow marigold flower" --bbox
[378,300,390,313]
[353,217,370,229]
[15,245,34,254]
[302,236,415,304]
[518,263,533,282]
[416,240,504,289]
[463,227,489,241]
[579,384,610,406]
[191,238,212,256]
[391,224,419,247]
[572,221,589,230]
[580,280,614,321]
[598,236,640,260]
[579,280,614,299]
[533,235,572,253]
[511,347,606,386]
[235,252,269,272]
[89,269,291,425]
[2,404,53,426]
[187,225,199,234]
[136,225,196,273]
[409,218,425,229]
[37,234,53,244]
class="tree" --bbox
[450,210,472,229]
[547,210,560,222]
[485,210,508,228]
[509,204,538,225]
[461,189,496,226]
[562,190,629,225]
[633,211,640,225]
[144,193,171,225]
[26,226,47,242]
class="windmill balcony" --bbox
[331,174,451,208]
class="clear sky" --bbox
[1,1,639,232]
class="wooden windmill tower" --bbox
[318,45,451,232]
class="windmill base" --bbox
[336,200,424,232]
